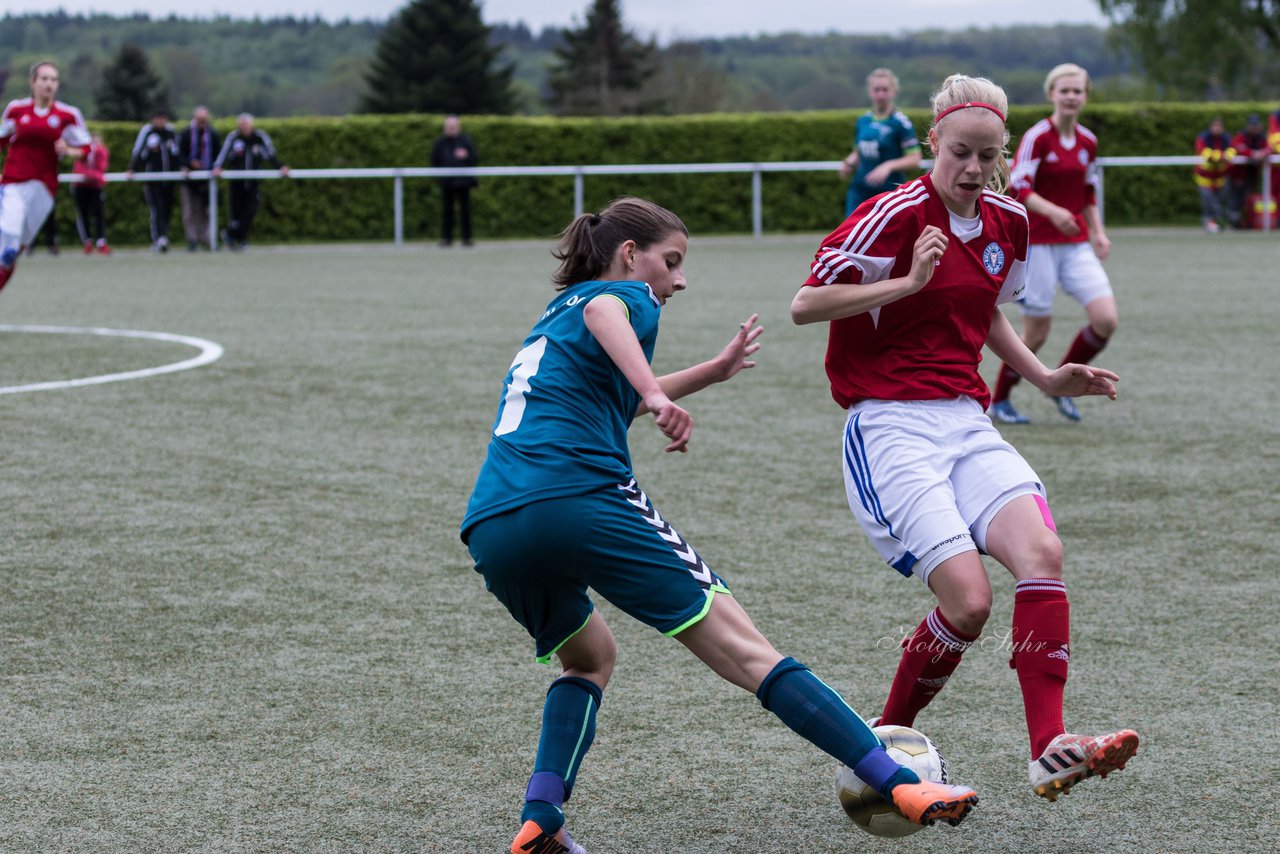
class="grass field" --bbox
[1,229,1276,853]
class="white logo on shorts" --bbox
[982,242,1005,276]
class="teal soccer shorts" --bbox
[467,478,731,662]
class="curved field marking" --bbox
[0,324,224,395]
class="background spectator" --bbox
[177,106,221,251]
[128,108,181,252]
[1193,117,1234,233]
[429,114,478,247]
[1227,114,1269,229]
[73,131,110,254]
[213,113,289,251]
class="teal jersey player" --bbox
[461,278,659,536]
[461,196,978,854]
[846,109,920,215]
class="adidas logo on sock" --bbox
[1048,644,1070,661]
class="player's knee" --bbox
[1020,530,1064,579]
[1091,315,1118,339]
[948,593,992,636]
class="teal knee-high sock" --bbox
[757,657,918,799]
[521,676,602,834]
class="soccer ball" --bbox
[834,724,949,838]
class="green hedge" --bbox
[43,102,1277,248]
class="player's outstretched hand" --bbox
[646,394,693,453]
[711,314,764,383]
[1044,363,1118,400]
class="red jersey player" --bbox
[792,73,1138,802]
[1,60,89,291]
[990,63,1118,424]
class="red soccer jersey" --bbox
[803,173,1029,410]
[1010,117,1098,245]
[0,98,90,196]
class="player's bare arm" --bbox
[1023,190,1080,236]
[987,308,1117,399]
[1083,205,1110,260]
[583,294,692,452]
[791,228,945,325]
[648,314,763,408]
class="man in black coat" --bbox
[429,114,478,246]
[127,108,181,253]
[212,113,289,251]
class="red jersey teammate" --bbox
[792,73,1139,801]
[990,63,1118,424]
[0,60,89,291]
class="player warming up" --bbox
[462,197,978,854]
[0,60,89,292]
[989,63,1118,424]
[791,74,1138,802]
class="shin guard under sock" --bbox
[1010,579,1070,756]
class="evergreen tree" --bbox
[547,0,657,115]
[94,43,171,121]
[360,0,515,114]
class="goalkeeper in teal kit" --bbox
[461,196,978,854]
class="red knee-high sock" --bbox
[992,363,1022,403]
[1010,578,1070,757]
[880,608,976,727]
[1059,324,1109,367]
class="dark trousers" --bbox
[73,185,106,244]
[227,182,261,244]
[143,183,175,242]
[441,186,472,243]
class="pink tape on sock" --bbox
[1034,495,1057,532]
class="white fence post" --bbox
[207,177,218,249]
[393,172,404,246]
[752,168,763,238]
[574,171,584,219]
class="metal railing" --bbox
[61,154,1276,247]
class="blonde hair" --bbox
[928,74,1012,194]
[866,68,899,89]
[1044,63,1091,99]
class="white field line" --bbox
[0,325,224,395]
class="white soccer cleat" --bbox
[1029,729,1139,801]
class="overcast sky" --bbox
[9,0,1111,41]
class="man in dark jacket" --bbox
[127,108,181,252]
[212,113,289,251]
[429,114,478,246]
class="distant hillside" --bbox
[0,12,1141,119]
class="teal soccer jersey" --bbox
[461,279,661,542]
[846,110,920,215]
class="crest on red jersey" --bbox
[982,242,1005,276]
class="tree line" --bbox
[0,0,1274,122]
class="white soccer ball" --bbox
[834,724,949,838]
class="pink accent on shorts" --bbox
[1034,495,1057,532]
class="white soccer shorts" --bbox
[0,180,56,249]
[1019,242,1112,318]
[841,396,1046,586]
